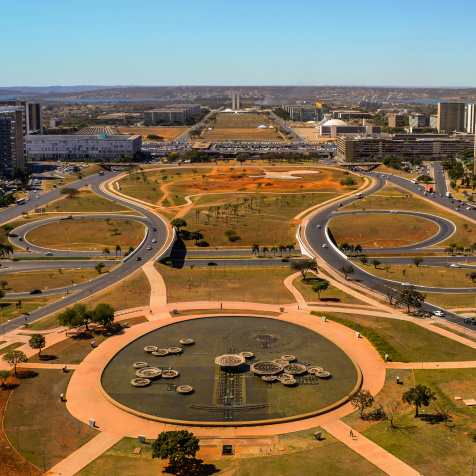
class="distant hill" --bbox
[0,86,126,94]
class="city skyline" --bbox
[2,0,476,87]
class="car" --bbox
[464,317,476,324]
[338,203,343,207]
[433,310,445,317]
[390,210,397,214]
[153,227,157,231]
[467,207,472,210]
[45,252,53,256]
[456,208,460,211]
[152,238,157,243]
[208,261,217,266]
[402,282,412,286]
[322,244,328,248]
[317,225,322,229]
[450,264,461,268]
[29,289,42,295]
[18,237,23,241]
[135,256,142,261]
[146,246,152,250]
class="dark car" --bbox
[135,256,142,261]
[464,317,476,325]
[208,262,217,266]
[29,289,42,294]
[153,227,157,231]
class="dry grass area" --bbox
[158,264,295,304]
[50,189,131,213]
[0,295,67,326]
[26,217,145,251]
[116,126,187,141]
[43,164,105,193]
[329,213,439,247]
[201,113,285,142]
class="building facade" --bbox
[144,104,200,125]
[0,100,43,134]
[388,113,404,128]
[231,91,240,110]
[0,107,25,173]
[25,134,142,160]
[437,102,465,132]
[409,114,426,128]
[282,105,323,122]
[430,115,438,129]
[466,103,476,134]
[337,135,474,162]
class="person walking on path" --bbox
[350,429,354,439]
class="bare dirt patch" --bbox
[117,126,187,141]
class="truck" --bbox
[425,186,433,193]
[446,192,452,198]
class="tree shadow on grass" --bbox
[164,458,220,475]
[39,354,57,361]
[17,370,38,380]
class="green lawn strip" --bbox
[4,370,98,471]
[340,193,476,247]
[26,217,145,251]
[26,269,151,331]
[352,262,476,288]
[311,311,476,362]
[49,189,131,213]
[0,295,67,326]
[311,312,407,362]
[43,164,105,192]
[15,257,93,261]
[432,323,476,343]
[425,292,476,309]
[0,342,23,355]
[362,368,476,476]
[159,264,295,304]
[329,213,439,247]
[292,276,366,305]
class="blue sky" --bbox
[1,0,475,87]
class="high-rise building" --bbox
[409,114,426,128]
[282,104,323,122]
[388,113,404,128]
[0,107,25,173]
[0,100,43,134]
[466,103,476,134]
[231,91,240,110]
[430,115,438,129]
[437,102,465,132]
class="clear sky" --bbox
[2,0,475,87]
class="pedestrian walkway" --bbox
[322,420,420,476]
[141,261,171,320]
[45,431,122,476]
[387,360,476,369]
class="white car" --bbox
[402,282,412,286]
[450,264,461,268]
[322,244,328,248]
[151,238,157,243]
[317,225,322,229]
[467,207,472,210]
[146,246,152,250]
[433,310,445,317]
[390,210,398,214]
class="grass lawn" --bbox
[316,312,476,362]
[4,370,98,471]
[432,323,476,343]
[0,295,67,326]
[77,430,384,476]
[0,267,116,293]
[50,189,131,213]
[373,164,415,179]
[43,164,105,193]
[0,342,23,355]
[340,192,476,247]
[116,126,188,142]
[329,213,439,248]
[158,264,295,304]
[361,368,476,476]
[353,262,476,288]
[292,275,367,306]
[26,217,145,251]
[26,269,151,331]
[425,292,476,309]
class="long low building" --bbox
[25,134,142,160]
[337,135,474,161]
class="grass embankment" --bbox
[0,295,67,326]
[311,311,476,362]
[0,342,23,355]
[0,268,113,293]
[343,368,476,476]
[373,164,416,179]
[329,213,439,248]
[293,276,368,306]
[4,370,98,471]
[341,190,476,247]
[50,189,131,213]
[425,292,476,309]
[353,262,476,288]
[116,126,188,142]
[158,264,295,304]
[26,269,150,331]
[77,430,384,476]
[43,164,105,192]
[26,217,145,251]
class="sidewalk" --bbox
[322,420,420,476]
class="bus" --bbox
[16,198,26,205]
[355,193,363,199]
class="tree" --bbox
[372,283,399,306]
[262,246,269,257]
[251,243,259,255]
[92,303,115,327]
[291,259,317,280]
[58,303,93,331]
[383,399,402,429]
[396,285,426,313]
[311,279,329,299]
[95,262,105,274]
[340,176,357,187]
[339,265,354,280]
[0,280,7,290]
[359,256,369,265]
[354,244,362,255]
[170,218,187,231]
[103,247,110,257]
[115,244,121,257]
[468,271,476,283]
[60,187,79,198]
[371,259,381,269]
[402,385,436,417]
[2,349,28,374]
[29,334,46,357]
[2,224,13,236]
[151,430,200,471]
[433,402,452,426]
[0,369,10,387]
[349,389,374,418]
[411,256,424,267]
[109,228,119,236]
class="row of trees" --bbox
[58,302,115,331]
[251,243,296,257]
[339,242,363,255]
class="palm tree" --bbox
[103,247,110,258]
[262,246,269,257]
[3,244,13,258]
[287,243,295,255]
[251,243,259,255]
[354,244,363,255]
[278,244,286,257]
[115,244,121,258]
